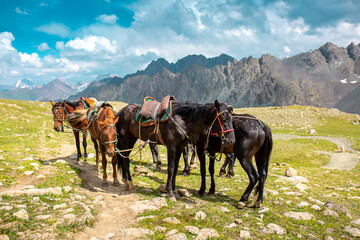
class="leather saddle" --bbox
[136,95,176,126]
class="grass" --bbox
[0,99,359,239]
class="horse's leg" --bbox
[122,137,137,191]
[73,131,81,163]
[236,153,259,209]
[100,144,108,187]
[189,145,196,165]
[150,143,161,170]
[166,145,181,201]
[181,145,190,176]
[196,143,206,196]
[208,155,216,194]
[112,153,120,187]
[82,129,88,163]
[219,154,230,177]
[172,148,182,190]
[91,136,100,171]
[226,153,235,178]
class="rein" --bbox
[204,109,234,162]
[52,105,85,133]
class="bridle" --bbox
[204,108,234,161]
[91,116,118,155]
[52,105,68,132]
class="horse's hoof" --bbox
[83,160,88,164]
[181,171,188,176]
[125,185,130,191]
[101,182,109,187]
[113,182,120,187]
[253,201,262,208]
[198,190,205,196]
[169,196,177,202]
[226,174,233,178]
[236,201,246,209]
[208,189,215,195]
[156,165,161,170]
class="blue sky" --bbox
[1,0,360,86]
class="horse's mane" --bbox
[67,109,87,122]
[232,113,256,118]
[65,101,81,109]
[172,102,216,126]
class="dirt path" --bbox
[274,134,360,170]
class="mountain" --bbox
[16,79,35,89]
[0,78,77,101]
[70,42,360,114]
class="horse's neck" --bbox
[98,107,114,121]
[182,105,215,135]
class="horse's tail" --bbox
[256,122,273,179]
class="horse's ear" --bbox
[215,99,220,109]
[114,116,119,124]
[50,101,55,106]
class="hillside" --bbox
[70,42,360,114]
[0,99,359,239]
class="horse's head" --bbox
[98,116,119,158]
[50,101,67,132]
[211,99,236,148]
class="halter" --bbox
[204,108,234,161]
[52,106,68,132]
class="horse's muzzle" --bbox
[54,126,61,132]
[222,131,236,148]
[107,152,114,158]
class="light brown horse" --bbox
[86,103,119,186]
[50,100,90,163]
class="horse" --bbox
[50,99,91,163]
[114,99,235,201]
[219,153,236,178]
[195,113,273,208]
[86,103,119,186]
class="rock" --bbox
[128,197,167,215]
[307,233,319,240]
[134,165,149,174]
[239,230,251,239]
[104,233,115,239]
[0,234,10,240]
[316,220,325,225]
[36,174,45,179]
[0,206,13,211]
[344,226,360,237]
[118,228,154,238]
[195,228,219,240]
[13,209,29,220]
[47,133,56,138]
[136,215,156,222]
[219,206,231,212]
[295,183,309,191]
[351,218,360,226]
[168,233,188,240]
[176,189,190,197]
[283,212,315,220]
[311,205,322,211]
[308,197,325,205]
[297,201,309,208]
[324,202,352,218]
[309,129,316,134]
[262,223,286,235]
[265,188,279,195]
[225,223,237,228]
[165,229,178,237]
[55,159,67,165]
[259,207,270,213]
[158,184,167,193]
[163,217,181,224]
[35,215,52,220]
[284,192,303,196]
[323,209,339,218]
[24,171,34,176]
[183,226,200,235]
[53,203,67,210]
[194,211,206,220]
[285,167,297,177]
[63,214,77,223]
[22,157,34,161]
[154,226,166,232]
[235,219,243,225]
[87,153,95,159]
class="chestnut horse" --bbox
[50,100,90,163]
[86,103,119,186]
[114,99,235,201]
[195,113,273,208]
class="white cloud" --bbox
[0,32,16,51]
[56,41,65,50]
[19,52,42,67]
[96,14,118,24]
[284,46,291,53]
[37,42,50,51]
[35,23,71,38]
[15,7,29,15]
[64,35,118,57]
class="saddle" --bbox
[87,101,114,122]
[136,95,176,126]
[78,97,98,109]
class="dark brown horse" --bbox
[50,100,90,163]
[114,100,235,201]
[86,103,119,186]
[195,113,273,208]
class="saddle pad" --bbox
[136,100,173,126]
[87,101,114,122]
